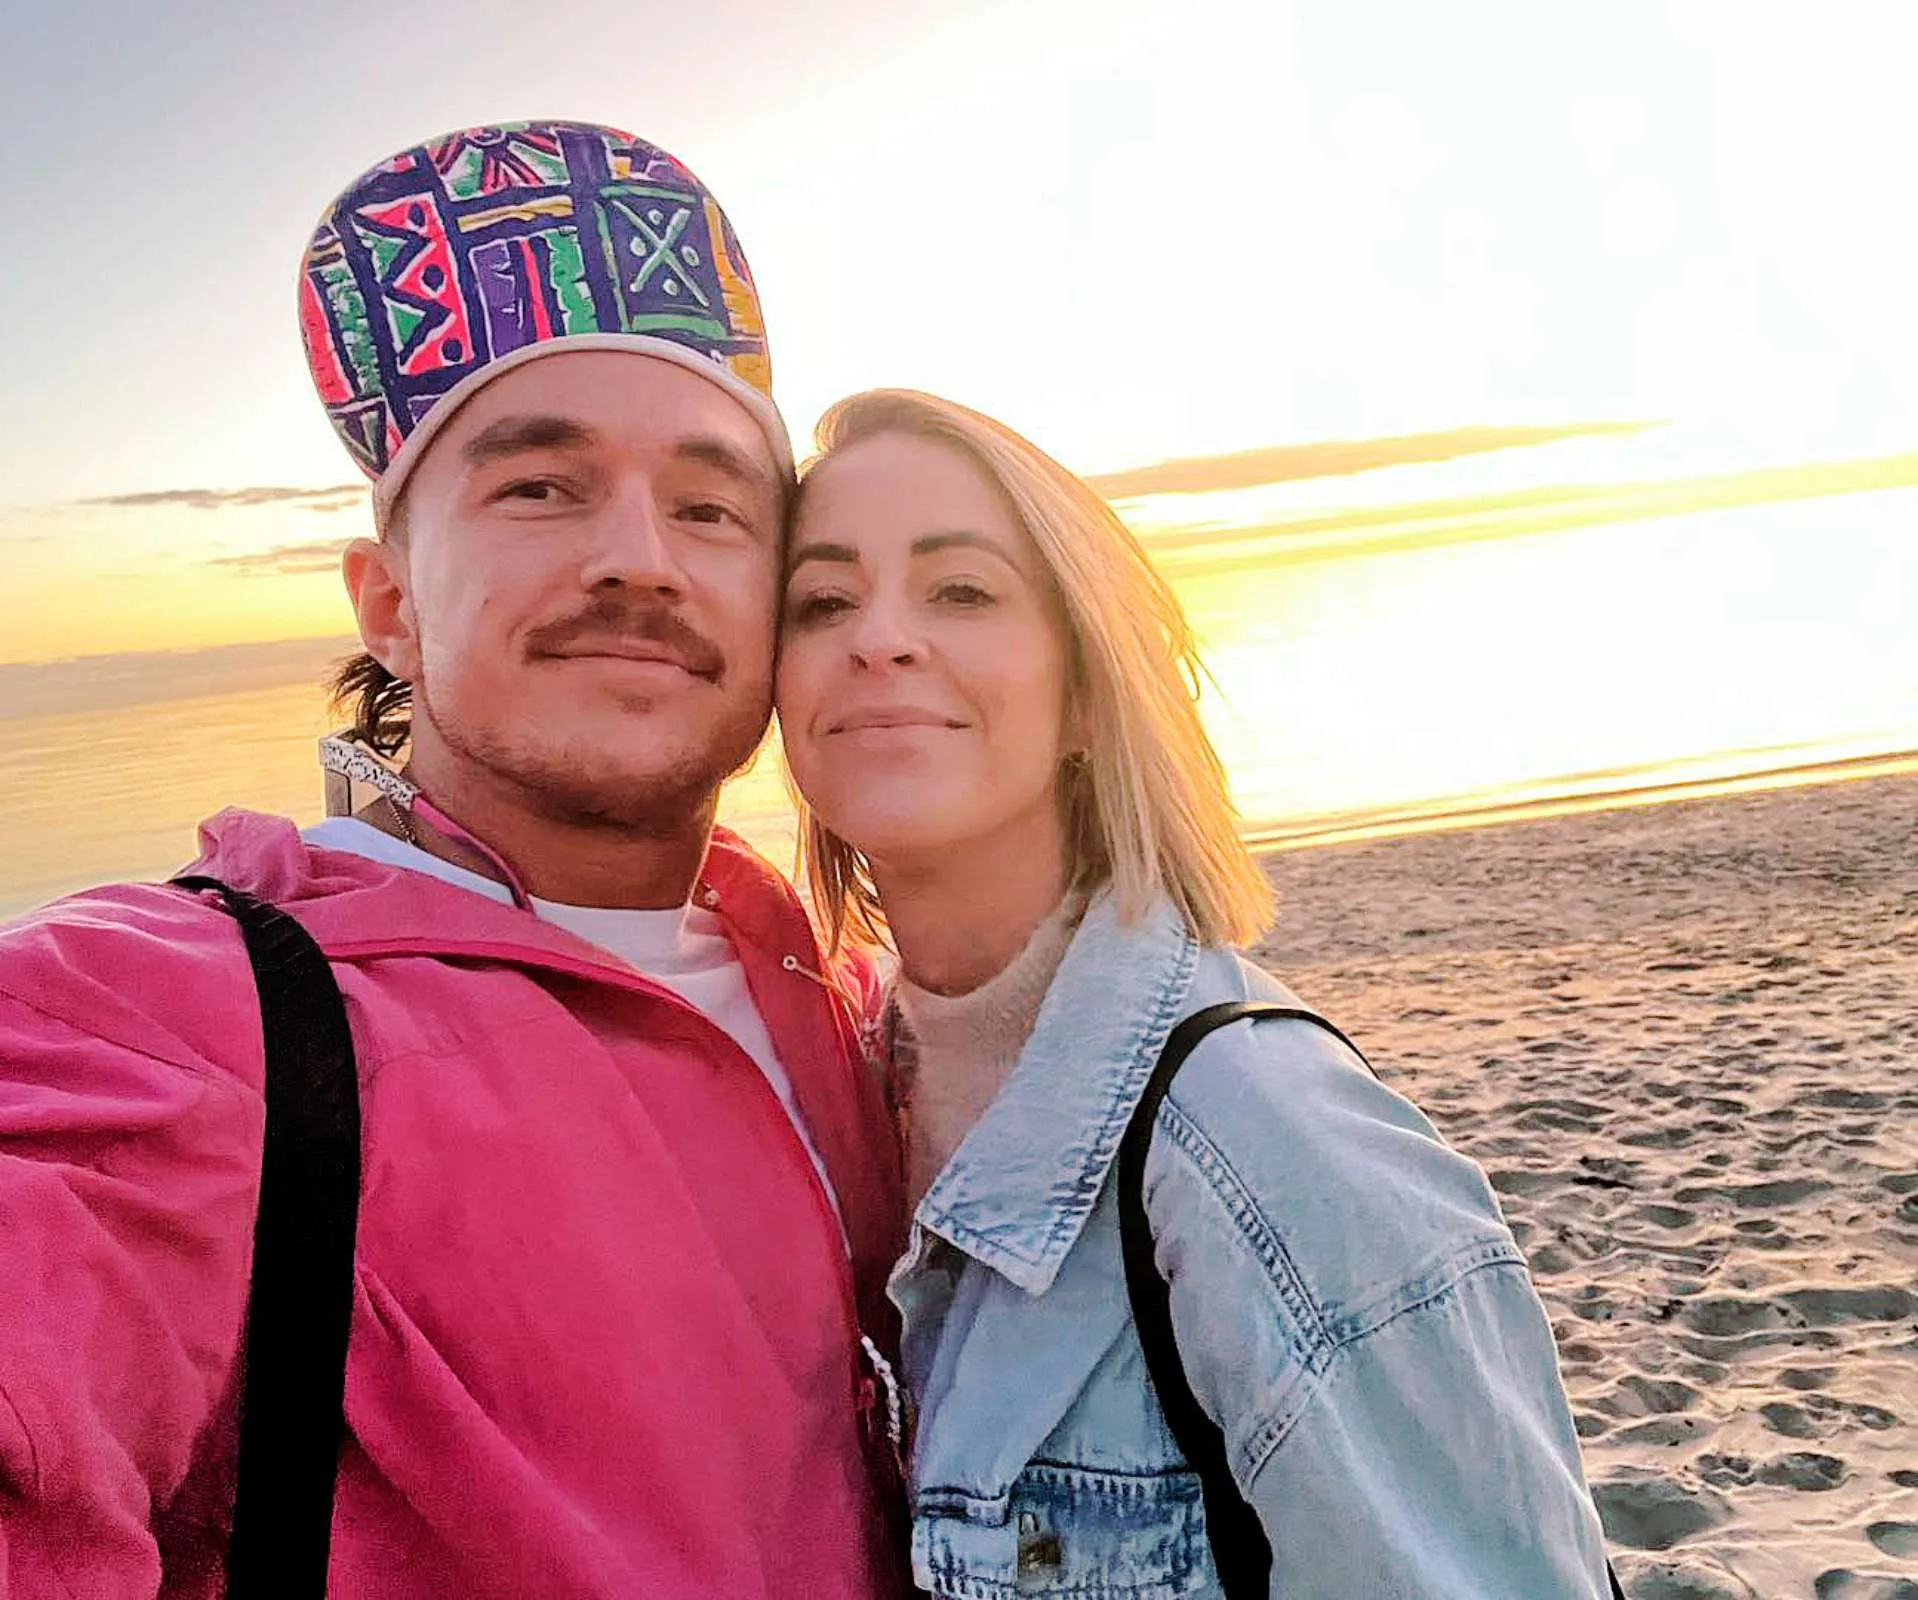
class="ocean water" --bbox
[4,477,1915,920]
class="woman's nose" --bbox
[847,600,921,669]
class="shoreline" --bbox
[10,746,1918,926]
[1245,745,1918,856]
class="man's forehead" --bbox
[438,354,780,479]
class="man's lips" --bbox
[523,600,726,680]
[538,639,717,679]
[826,707,967,734]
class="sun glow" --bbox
[3,0,1914,913]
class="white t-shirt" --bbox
[302,817,842,1226]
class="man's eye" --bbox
[498,478,565,504]
[679,500,747,529]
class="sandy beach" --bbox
[1253,770,1918,1598]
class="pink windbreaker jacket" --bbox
[0,810,910,1599]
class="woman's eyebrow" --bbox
[787,540,860,569]
[910,530,1004,559]
[788,530,1019,571]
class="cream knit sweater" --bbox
[892,896,1084,1213]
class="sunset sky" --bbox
[3,0,1916,667]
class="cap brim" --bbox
[370,335,794,531]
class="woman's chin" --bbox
[815,801,962,867]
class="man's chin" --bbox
[416,694,768,832]
[520,728,762,827]
[514,760,723,836]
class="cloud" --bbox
[1087,422,1660,500]
[1140,445,1918,577]
[210,539,353,576]
[72,484,367,513]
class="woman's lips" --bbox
[826,707,967,734]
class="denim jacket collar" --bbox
[913,891,1198,1294]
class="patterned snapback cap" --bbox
[298,120,788,523]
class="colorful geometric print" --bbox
[300,121,774,478]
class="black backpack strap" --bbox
[173,876,360,1600]
[1115,1000,1627,1600]
[1117,1002,1304,1599]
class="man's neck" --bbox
[362,763,711,912]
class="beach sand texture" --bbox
[1254,771,1918,1600]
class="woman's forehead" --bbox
[798,432,1019,531]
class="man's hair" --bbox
[330,501,412,757]
[329,650,411,757]
[790,389,1275,956]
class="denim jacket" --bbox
[889,892,1614,1598]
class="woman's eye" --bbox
[934,580,996,608]
[786,591,855,626]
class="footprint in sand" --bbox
[1760,1393,1901,1440]
[1674,1326,1842,1362]
[1673,1176,1833,1207]
[1622,1123,1699,1149]
[1616,1415,1709,1447]
[1623,1555,1762,1599]
[1592,1471,1731,1549]
[1802,1087,1891,1110]
[1867,1524,1918,1560]
[1696,1452,1850,1491]
[1679,1296,1795,1337]
[1781,1285,1918,1325]
[1760,1452,1850,1490]
[1617,1376,1700,1414]
[1814,1574,1918,1600]
[1760,1402,1822,1439]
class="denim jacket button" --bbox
[1015,1510,1063,1588]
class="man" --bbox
[0,121,907,1597]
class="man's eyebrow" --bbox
[675,435,783,497]
[460,414,595,466]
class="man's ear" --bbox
[342,537,421,683]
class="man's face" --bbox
[371,351,785,833]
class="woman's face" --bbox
[777,431,1073,876]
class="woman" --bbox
[776,390,1617,1598]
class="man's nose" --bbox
[578,492,687,593]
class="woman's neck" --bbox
[875,821,1070,997]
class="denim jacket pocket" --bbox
[913,1462,1212,1599]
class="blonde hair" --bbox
[790,388,1273,954]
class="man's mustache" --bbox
[523,596,727,679]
